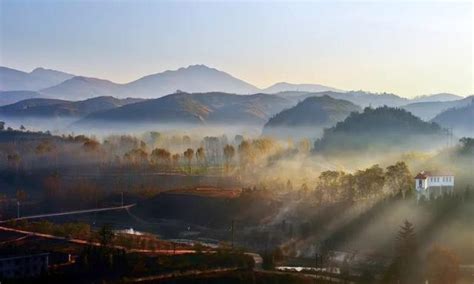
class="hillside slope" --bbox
[431,99,474,136]
[263,95,361,139]
[0,91,44,106]
[0,96,143,118]
[77,92,293,127]
[401,96,473,121]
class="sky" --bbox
[0,0,472,98]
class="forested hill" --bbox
[264,95,360,127]
[262,95,360,139]
[314,106,444,153]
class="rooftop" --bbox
[414,171,454,179]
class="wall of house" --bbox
[415,178,428,190]
[426,176,454,187]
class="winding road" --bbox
[0,204,136,224]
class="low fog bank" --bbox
[0,115,265,139]
[69,120,265,139]
[261,126,326,140]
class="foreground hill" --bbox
[431,98,474,136]
[77,92,292,128]
[0,67,74,91]
[0,96,143,118]
[401,95,473,121]
[263,95,361,139]
[0,91,44,106]
[314,106,445,153]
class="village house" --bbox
[414,171,454,200]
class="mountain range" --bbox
[1,65,467,107]
[0,65,271,101]
[75,92,292,129]
[0,96,143,118]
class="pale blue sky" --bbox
[0,0,472,97]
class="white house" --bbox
[415,171,454,200]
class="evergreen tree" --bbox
[396,220,417,258]
[384,220,421,284]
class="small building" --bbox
[0,253,49,279]
[415,171,454,200]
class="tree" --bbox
[203,136,220,164]
[172,153,180,168]
[195,147,206,167]
[149,131,161,146]
[124,148,148,167]
[385,162,412,198]
[183,148,194,171]
[151,148,171,168]
[354,164,385,199]
[317,170,345,202]
[424,245,460,284]
[459,137,474,155]
[385,220,421,284]
[340,173,355,204]
[35,141,54,155]
[238,140,251,171]
[83,139,100,152]
[98,224,115,248]
[223,144,235,172]
[0,121,4,131]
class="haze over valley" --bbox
[0,1,472,283]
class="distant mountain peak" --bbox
[264,82,342,94]
[31,67,46,72]
[184,64,212,70]
[412,93,463,103]
[0,65,75,91]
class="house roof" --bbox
[415,173,427,179]
[414,171,454,179]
